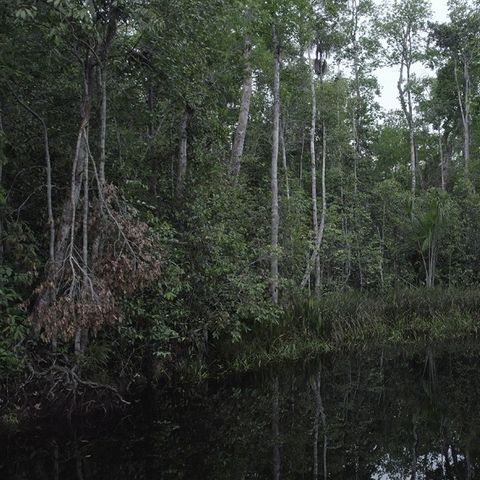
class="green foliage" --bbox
[0,266,30,374]
[233,288,480,370]
[1,0,480,393]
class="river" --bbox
[1,344,478,478]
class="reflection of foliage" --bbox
[3,347,480,478]
[231,288,480,370]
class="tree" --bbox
[430,1,480,173]
[380,0,430,194]
[231,9,254,179]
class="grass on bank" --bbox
[229,288,480,371]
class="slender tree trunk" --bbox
[280,119,290,201]
[98,65,107,189]
[75,130,90,356]
[407,69,416,194]
[309,52,319,294]
[56,92,91,272]
[176,107,193,200]
[463,60,470,172]
[91,64,108,264]
[439,132,445,191]
[351,0,361,193]
[10,92,55,265]
[299,128,305,182]
[301,122,327,289]
[34,56,93,318]
[398,59,416,195]
[33,7,118,342]
[454,59,470,173]
[270,26,281,304]
[380,202,386,288]
[232,36,253,179]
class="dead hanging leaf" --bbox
[32,183,162,342]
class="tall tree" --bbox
[231,25,254,179]
[430,1,480,173]
[380,0,430,194]
[270,25,281,305]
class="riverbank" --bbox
[1,288,480,426]
[226,288,480,371]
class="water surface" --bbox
[1,346,479,479]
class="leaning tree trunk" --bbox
[270,26,281,305]
[232,35,253,180]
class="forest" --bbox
[0,0,480,418]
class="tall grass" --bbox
[231,288,480,371]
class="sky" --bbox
[376,0,450,111]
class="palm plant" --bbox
[412,189,448,288]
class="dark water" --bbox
[1,346,479,479]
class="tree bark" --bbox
[397,51,416,195]
[34,7,118,320]
[98,64,107,189]
[301,122,327,289]
[308,52,321,296]
[91,64,108,265]
[270,26,281,305]
[280,119,290,201]
[232,36,253,179]
[439,132,445,191]
[25,4,120,353]
[350,0,361,193]
[454,59,471,172]
[176,107,193,200]
[463,60,470,172]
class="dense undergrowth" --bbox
[227,288,480,371]
[1,287,480,427]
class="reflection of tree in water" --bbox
[1,346,479,479]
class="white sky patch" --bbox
[375,0,450,111]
